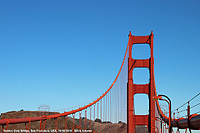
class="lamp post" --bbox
[153,95,172,133]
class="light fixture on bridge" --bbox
[153,95,172,133]
[153,95,162,101]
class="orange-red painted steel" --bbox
[127,31,155,133]
[25,117,31,130]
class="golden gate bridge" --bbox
[0,31,200,133]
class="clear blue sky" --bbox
[0,0,200,124]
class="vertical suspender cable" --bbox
[108,93,109,133]
[115,82,117,123]
[85,110,87,130]
[118,79,120,123]
[110,90,111,124]
[79,112,82,130]
[94,104,95,132]
[101,100,102,133]
[90,107,92,130]
[104,96,105,123]
[65,115,68,132]
[55,117,58,131]
[72,114,75,133]
[97,102,99,133]
[106,95,107,133]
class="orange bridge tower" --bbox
[127,31,156,133]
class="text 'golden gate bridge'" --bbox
[0,31,200,133]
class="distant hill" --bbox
[0,111,128,133]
